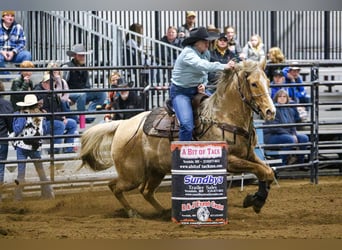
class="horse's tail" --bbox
[79,121,121,171]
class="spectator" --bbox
[125,23,153,87]
[241,34,265,62]
[270,69,287,99]
[224,25,242,60]
[155,26,182,83]
[206,24,221,50]
[208,33,235,93]
[103,71,121,122]
[265,46,286,80]
[263,89,309,165]
[34,74,77,154]
[10,60,35,111]
[0,81,13,201]
[177,11,197,40]
[170,27,235,141]
[12,94,54,201]
[0,11,31,72]
[112,79,143,120]
[62,44,106,123]
[46,61,77,121]
[282,62,310,105]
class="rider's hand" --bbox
[197,84,205,94]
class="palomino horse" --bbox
[80,60,276,218]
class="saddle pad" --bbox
[143,107,179,138]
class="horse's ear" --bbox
[260,58,267,70]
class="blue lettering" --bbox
[183,175,224,185]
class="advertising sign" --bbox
[171,141,228,226]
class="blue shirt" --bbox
[282,67,307,101]
[0,21,27,54]
[171,46,226,88]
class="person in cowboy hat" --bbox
[0,11,32,70]
[11,94,55,201]
[62,44,106,123]
[170,26,236,141]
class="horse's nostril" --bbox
[266,109,274,117]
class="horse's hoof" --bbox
[242,194,265,214]
[127,209,142,218]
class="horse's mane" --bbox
[201,61,259,119]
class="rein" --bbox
[235,70,261,115]
[195,69,261,152]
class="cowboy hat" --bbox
[66,44,93,57]
[117,78,129,88]
[182,27,219,46]
[207,24,221,34]
[289,61,300,70]
[42,73,51,83]
[16,94,38,107]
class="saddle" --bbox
[143,93,209,139]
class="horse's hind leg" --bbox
[140,171,166,214]
[108,178,141,218]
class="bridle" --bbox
[235,70,270,116]
[195,68,269,153]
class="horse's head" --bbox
[234,60,276,121]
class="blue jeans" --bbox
[86,91,106,111]
[15,147,54,200]
[69,91,106,111]
[16,147,42,181]
[170,84,198,141]
[46,119,77,153]
[0,50,32,70]
[69,91,106,123]
[264,133,309,164]
[0,143,9,183]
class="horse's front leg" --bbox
[228,154,275,213]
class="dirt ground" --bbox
[0,176,341,239]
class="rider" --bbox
[170,26,235,141]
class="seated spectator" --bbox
[265,46,286,80]
[177,11,197,41]
[240,34,265,62]
[224,25,242,60]
[12,94,54,200]
[282,62,310,105]
[208,33,235,93]
[112,80,143,120]
[125,23,153,87]
[103,71,121,122]
[0,11,32,72]
[62,44,106,123]
[206,24,220,50]
[155,26,182,83]
[46,61,77,121]
[263,89,309,165]
[270,69,287,99]
[10,60,35,111]
[34,74,77,154]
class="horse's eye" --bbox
[251,83,257,88]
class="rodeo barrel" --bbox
[171,141,228,226]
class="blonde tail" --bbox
[79,121,121,171]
